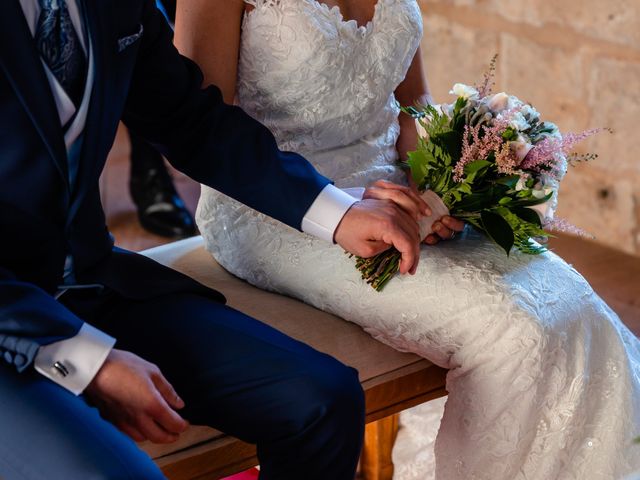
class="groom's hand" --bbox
[335,198,423,275]
[85,349,189,444]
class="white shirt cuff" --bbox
[301,184,361,243]
[34,323,116,395]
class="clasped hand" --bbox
[334,180,465,275]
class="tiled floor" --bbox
[104,125,640,335]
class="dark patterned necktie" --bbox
[35,0,87,108]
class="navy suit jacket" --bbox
[0,0,331,372]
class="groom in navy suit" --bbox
[0,1,427,478]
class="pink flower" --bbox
[521,128,604,179]
[454,109,521,182]
[544,218,594,239]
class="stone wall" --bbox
[418,0,640,255]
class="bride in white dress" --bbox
[174,1,640,478]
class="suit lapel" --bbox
[67,0,117,222]
[0,0,69,188]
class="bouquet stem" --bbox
[355,190,449,292]
[354,250,401,291]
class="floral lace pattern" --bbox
[196,1,640,478]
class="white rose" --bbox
[487,92,510,112]
[510,135,534,164]
[450,83,479,100]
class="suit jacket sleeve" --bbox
[0,266,84,372]
[121,1,331,230]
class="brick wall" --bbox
[418,0,640,255]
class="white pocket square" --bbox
[117,24,144,53]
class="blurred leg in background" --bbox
[128,0,195,238]
[128,130,196,238]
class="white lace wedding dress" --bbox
[195,0,640,478]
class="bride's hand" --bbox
[402,178,465,245]
[362,180,431,221]
[423,216,465,245]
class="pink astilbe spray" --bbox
[454,112,516,182]
[495,144,518,175]
[544,217,595,240]
[521,128,605,178]
[476,54,498,98]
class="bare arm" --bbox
[394,47,464,242]
[394,46,433,163]
[174,0,245,102]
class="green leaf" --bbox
[513,207,543,227]
[406,150,429,185]
[457,182,473,195]
[452,97,468,132]
[481,210,515,255]
[453,96,468,116]
[502,127,519,141]
[437,131,463,163]
[454,192,492,212]
[494,175,521,188]
[498,197,512,205]
[464,160,492,175]
[511,192,553,207]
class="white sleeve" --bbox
[301,184,362,243]
[34,323,116,395]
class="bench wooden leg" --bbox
[360,414,399,480]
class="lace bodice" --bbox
[239,0,422,186]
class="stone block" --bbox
[500,33,590,133]
[422,0,640,48]
[587,58,640,176]
[555,164,637,255]
[524,0,640,49]
[420,13,500,103]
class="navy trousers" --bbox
[0,289,365,479]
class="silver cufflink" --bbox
[53,361,69,377]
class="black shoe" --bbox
[129,165,197,238]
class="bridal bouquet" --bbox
[355,60,604,291]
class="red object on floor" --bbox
[221,468,260,480]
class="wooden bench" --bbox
[140,237,447,480]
